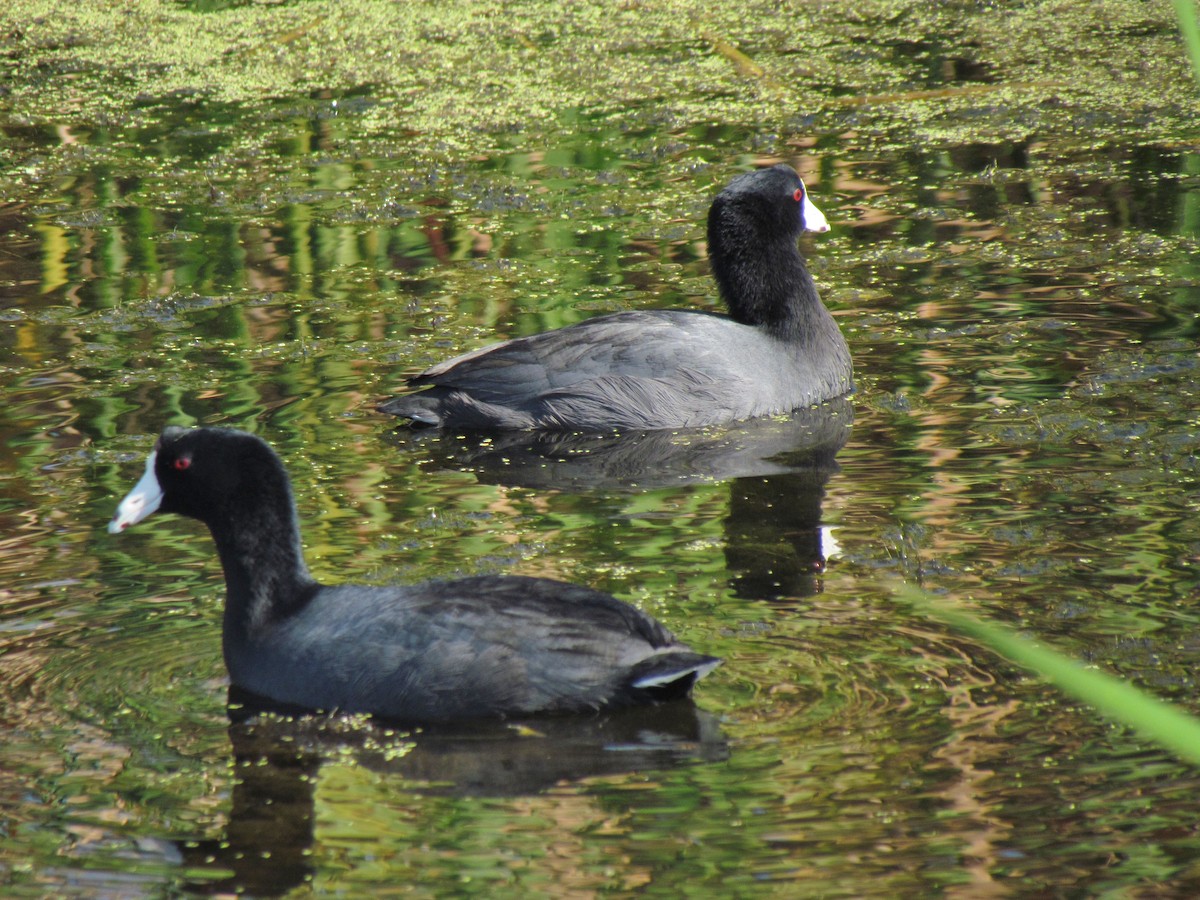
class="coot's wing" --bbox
[281,576,719,721]
[533,371,733,431]
[408,311,706,404]
[379,310,774,429]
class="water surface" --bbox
[3,0,1200,895]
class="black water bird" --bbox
[378,163,851,431]
[108,426,719,722]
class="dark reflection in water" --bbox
[389,398,851,602]
[180,693,726,897]
[723,469,836,602]
[388,397,851,491]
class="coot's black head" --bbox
[707,163,829,245]
[109,427,290,532]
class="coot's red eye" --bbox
[173,456,191,471]
[793,187,803,202]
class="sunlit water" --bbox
[4,6,1200,896]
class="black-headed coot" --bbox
[108,427,719,722]
[378,163,852,431]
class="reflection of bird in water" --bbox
[391,397,852,602]
[388,396,852,492]
[177,697,728,895]
[725,469,841,602]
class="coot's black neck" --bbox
[206,487,319,637]
[709,226,824,344]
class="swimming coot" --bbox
[108,426,720,722]
[378,163,852,431]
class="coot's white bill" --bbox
[802,189,829,234]
[108,452,163,533]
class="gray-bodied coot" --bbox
[108,426,719,722]
[378,163,852,431]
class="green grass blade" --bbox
[1174,0,1200,90]
[899,586,1200,767]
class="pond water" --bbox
[3,0,1200,895]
